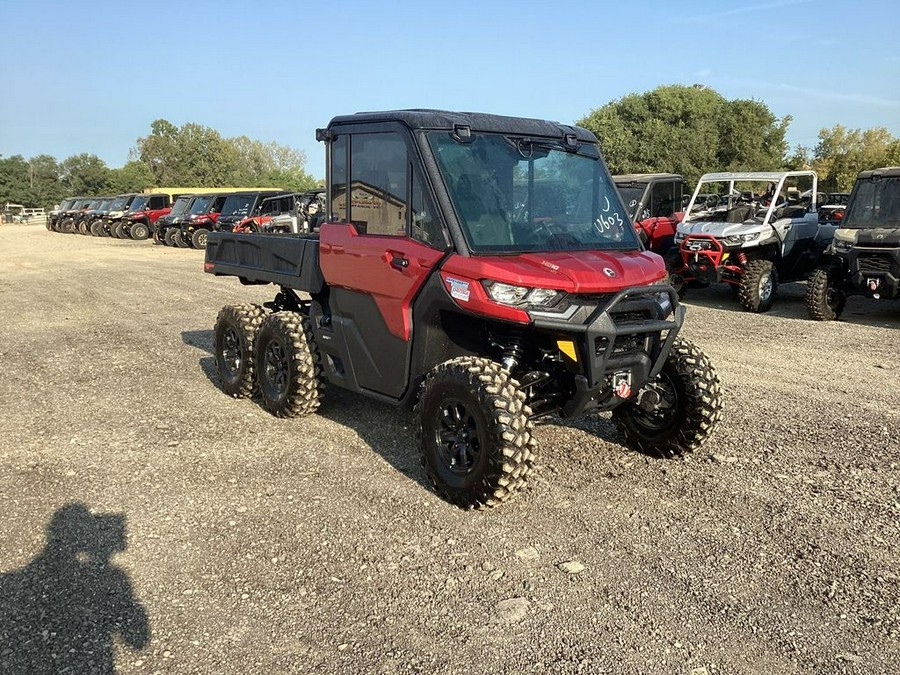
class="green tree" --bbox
[578,85,790,184]
[60,153,110,195]
[107,160,154,193]
[811,125,900,191]
[134,119,314,188]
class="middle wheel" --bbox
[214,304,269,398]
[254,312,324,418]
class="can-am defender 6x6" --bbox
[205,110,724,509]
[806,166,900,320]
[674,171,834,312]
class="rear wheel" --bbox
[739,259,778,312]
[191,228,210,249]
[806,268,845,321]
[416,357,535,509]
[612,338,723,458]
[255,312,324,418]
[214,304,268,398]
[131,222,150,240]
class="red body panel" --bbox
[635,212,682,252]
[439,249,666,293]
[319,223,445,340]
[320,222,668,336]
[127,207,171,224]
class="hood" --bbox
[677,219,767,238]
[837,227,900,246]
[441,249,666,293]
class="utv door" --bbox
[318,130,447,399]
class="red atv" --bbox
[613,173,687,260]
[176,194,229,249]
[121,193,173,240]
[205,110,723,508]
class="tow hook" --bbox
[637,387,661,411]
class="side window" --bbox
[349,132,408,236]
[211,197,224,214]
[331,135,348,222]
[651,181,676,217]
[411,173,444,246]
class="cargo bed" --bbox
[204,232,324,293]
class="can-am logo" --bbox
[603,268,616,278]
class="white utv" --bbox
[673,171,836,312]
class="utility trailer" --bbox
[204,109,724,509]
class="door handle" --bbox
[390,253,409,270]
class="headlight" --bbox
[832,238,853,253]
[483,281,564,308]
[649,276,673,313]
[723,232,760,246]
[674,232,685,243]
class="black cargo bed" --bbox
[204,232,324,293]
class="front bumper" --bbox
[531,285,684,418]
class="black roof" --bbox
[327,109,597,143]
[613,173,685,185]
[857,166,900,180]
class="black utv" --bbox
[807,167,900,320]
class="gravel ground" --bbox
[0,224,898,675]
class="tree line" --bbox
[578,84,900,191]
[3,87,899,208]
[0,119,318,208]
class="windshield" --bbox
[427,132,638,253]
[189,196,213,214]
[170,197,191,216]
[97,200,111,210]
[221,194,255,218]
[615,185,647,221]
[128,196,148,212]
[108,196,128,210]
[842,177,900,229]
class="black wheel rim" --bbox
[262,340,289,398]
[435,398,481,475]
[220,327,241,379]
[630,372,679,432]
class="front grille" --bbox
[857,253,894,274]
[612,310,650,325]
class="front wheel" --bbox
[415,357,535,509]
[214,304,268,398]
[612,338,723,458]
[113,222,126,239]
[191,228,209,249]
[173,230,190,248]
[806,268,845,321]
[255,312,324,418]
[131,222,150,240]
[739,259,778,312]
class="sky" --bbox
[1,0,899,180]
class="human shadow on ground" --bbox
[0,503,150,674]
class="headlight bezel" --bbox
[482,281,565,309]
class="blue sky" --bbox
[1,0,898,179]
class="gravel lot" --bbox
[0,224,898,675]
